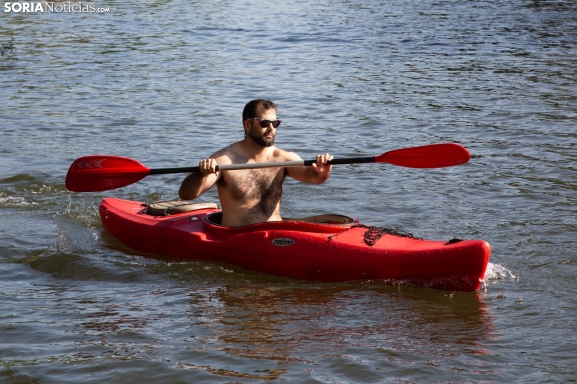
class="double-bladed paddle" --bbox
[65,143,470,192]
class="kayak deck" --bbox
[99,198,491,291]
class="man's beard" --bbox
[248,130,274,147]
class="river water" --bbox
[1,0,576,382]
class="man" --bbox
[179,99,333,227]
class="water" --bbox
[1,0,576,382]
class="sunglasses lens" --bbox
[253,119,281,128]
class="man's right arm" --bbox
[178,158,220,200]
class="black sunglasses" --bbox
[247,118,282,128]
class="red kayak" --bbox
[99,198,490,291]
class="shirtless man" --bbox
[178,99,333,227]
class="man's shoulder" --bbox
[211,142,243,164]
[273,147,301,161]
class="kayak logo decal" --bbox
[272,238,295,247]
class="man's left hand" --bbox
[312,153,333,175]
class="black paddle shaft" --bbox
[150,166,200,175]
[305,156,376,166]
[149,156,377,175]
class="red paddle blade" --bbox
[376,143,470,168]
[65,155,151,192]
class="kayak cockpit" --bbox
[143,199,218,216]
[204,212,357,226]
[203,211,359,235]
[140,198,358,234]
[283,214,357,225]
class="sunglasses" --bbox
[247,118,282,128]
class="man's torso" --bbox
[215,144,290,226]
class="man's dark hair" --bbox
[242,99,277,121]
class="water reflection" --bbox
[183,283,495,380]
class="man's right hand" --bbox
[199,158,218,175]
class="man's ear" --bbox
[242,120,250,136]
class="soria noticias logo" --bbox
[4,2,110,13]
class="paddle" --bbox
[65,143,470,192]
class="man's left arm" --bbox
[286,152,333,184]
